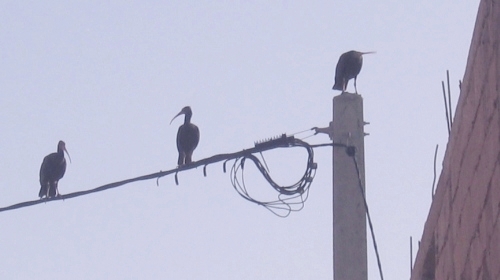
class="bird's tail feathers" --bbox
[38,185,47,198]
[48,182,58,198]
[332,83,343,91]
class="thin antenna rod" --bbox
[442,81,451,135]
[446,70,453,129]
[410,236,413,275]
[431,144,439,198]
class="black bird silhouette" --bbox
[170,106,200,166]
[39,141,71,199]
[332,50,375,94]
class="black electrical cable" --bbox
[0,135,318,214]
[351,151,385,280]
[229,138,317,217]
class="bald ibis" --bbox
[332,50,374,94]
[170,106,200,166]
[39,141,71,199]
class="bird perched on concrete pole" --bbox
[332,50,375,94]
[170,106,200,166]
[39,140,71,199]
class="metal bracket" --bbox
[312,121,334,140]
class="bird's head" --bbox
[170,106,192,124]
[58,140,72,163]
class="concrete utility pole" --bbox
[332,93,367,280]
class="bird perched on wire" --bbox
[39,140,71,199]
[170,106,200,166]
[332,50,375,94]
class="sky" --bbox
[0,1,479,279]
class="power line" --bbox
[0,134,340,214]
[230,138,317,217]
[1,128,382,278]
[350,147,385,280]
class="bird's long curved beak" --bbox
[64,147,72,163]
[170,111,183,125]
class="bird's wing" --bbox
[176,125,184,152]
[39,156,50,197]
[39,156,50,184]
[56,158,67,180]
[192,125,200,149]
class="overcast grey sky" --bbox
[0,1,478,279]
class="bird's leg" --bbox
[48,182,58,198]
[177,152,185,166]
[185,152,193,164]
[354,77,358,94]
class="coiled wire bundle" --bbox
[230,137,317,217]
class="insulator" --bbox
[254,134,293,149]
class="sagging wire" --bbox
[230,137,317,217]
[350,147,385,280]
[258,152,270,173]
[0,134,320,215]
[0,131,349,217]
[301,136,384,278]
